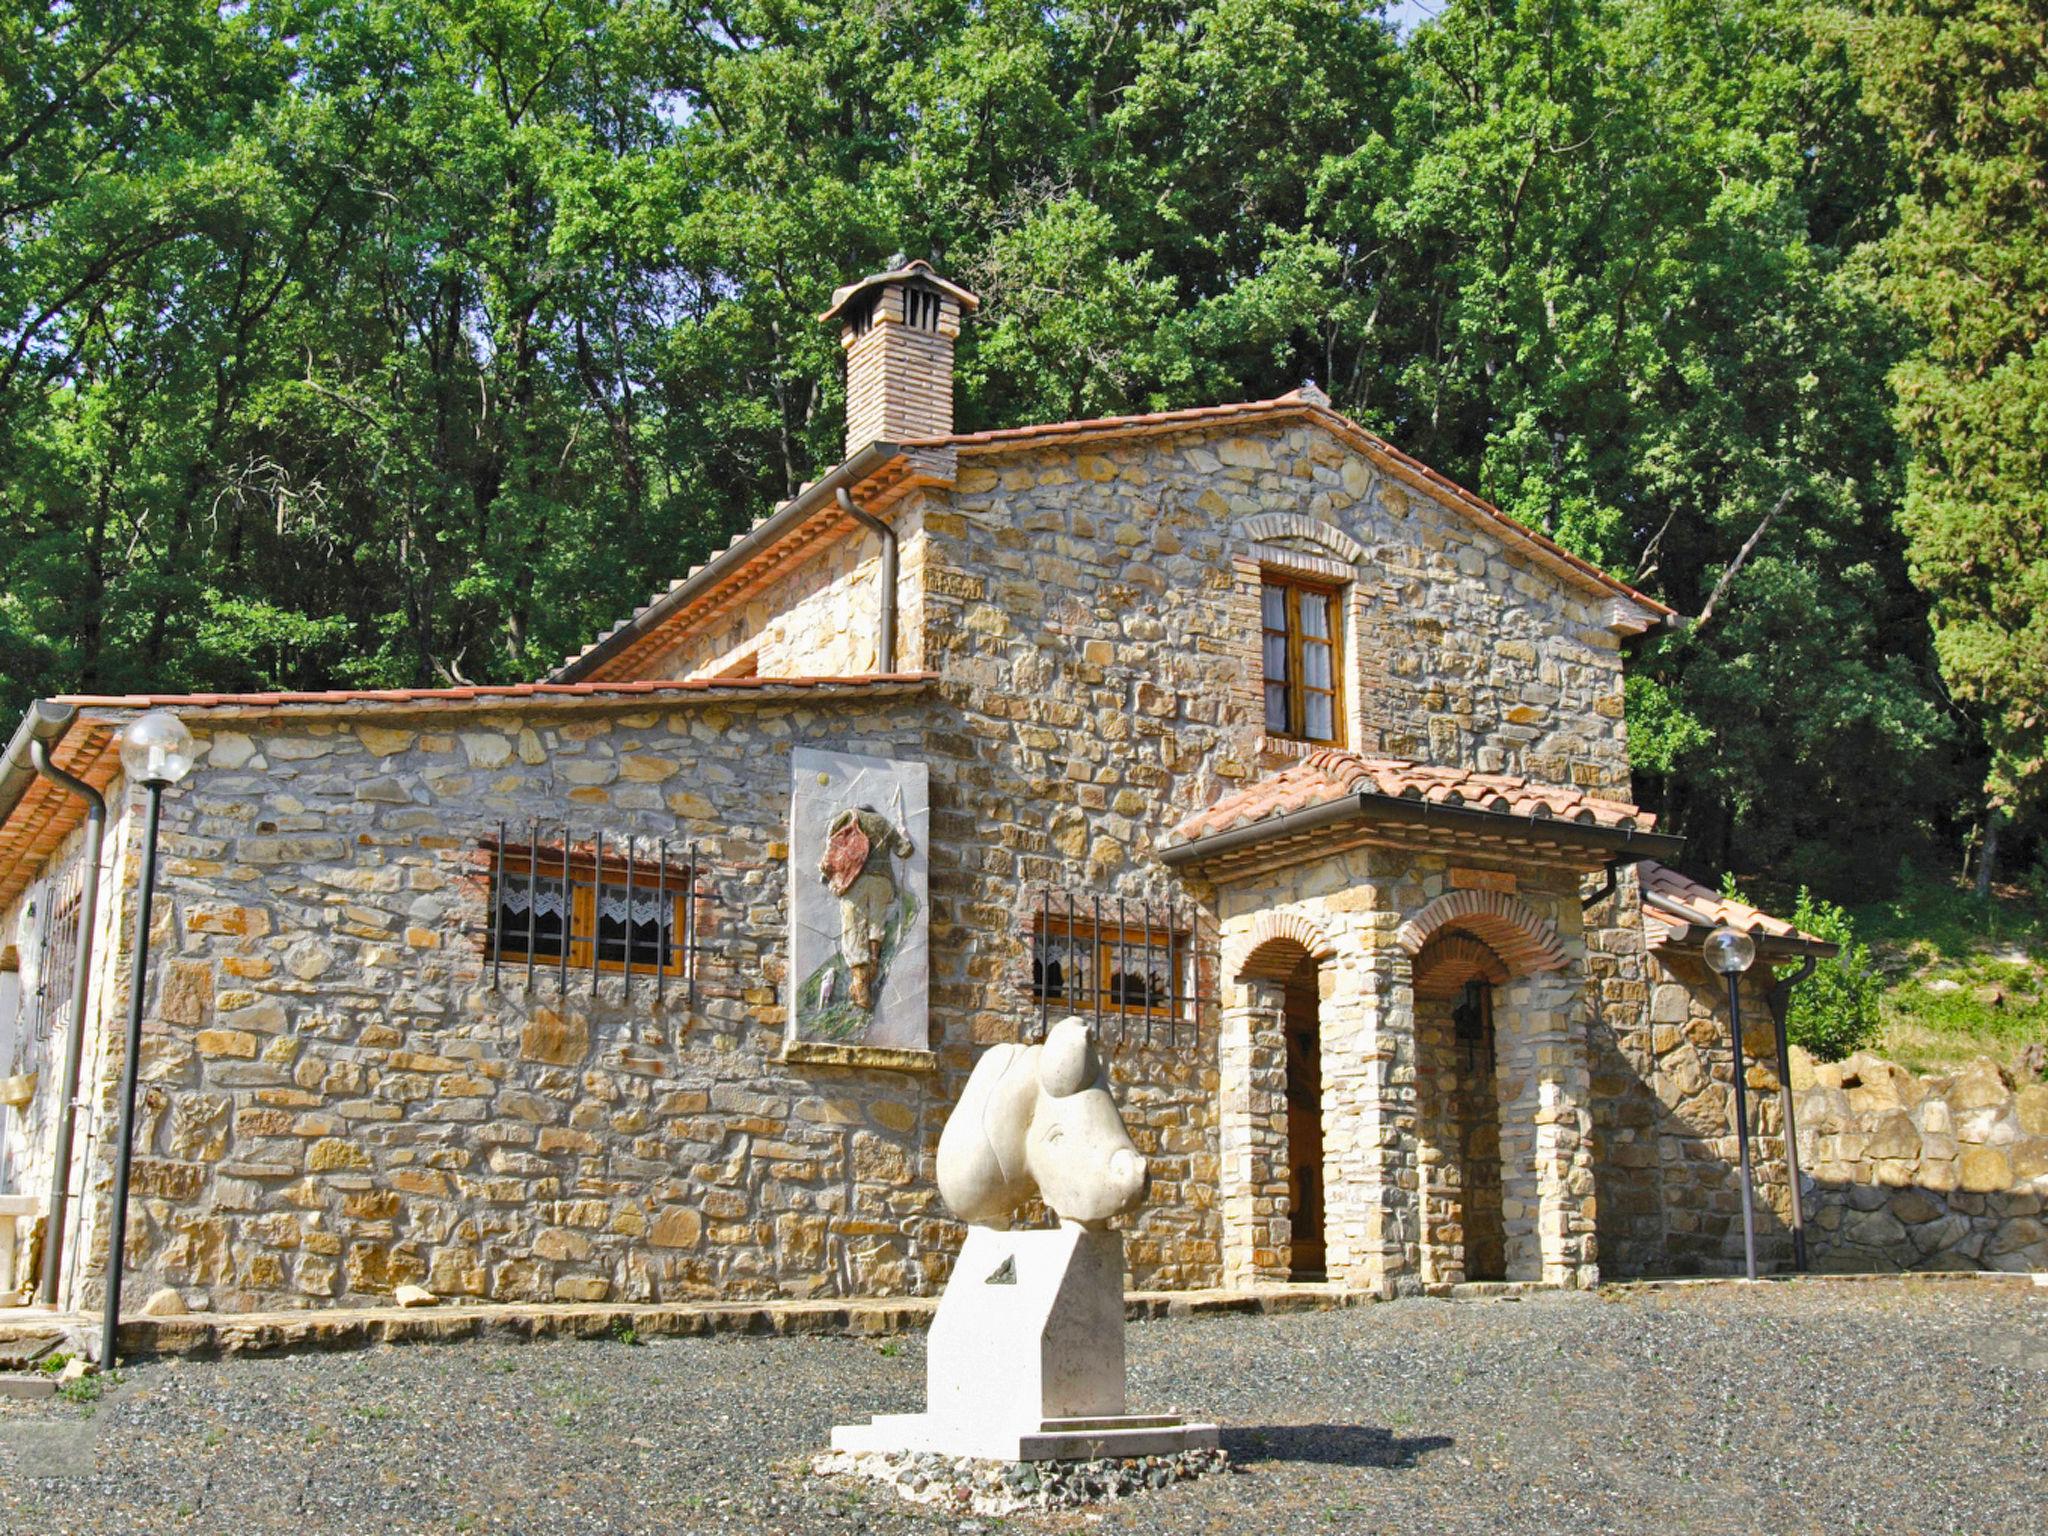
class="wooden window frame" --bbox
[491,849,690,979]
[1261,571,1345,746]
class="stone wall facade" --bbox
[33,682,1225,1315]
[74,695,974,1312]
[1795,1051,2048,1274]
[1589,930,1798,1277]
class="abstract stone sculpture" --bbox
[936,1016,1151,1228]
[833,1017,1218,1462]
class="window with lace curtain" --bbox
[490,845,687,977]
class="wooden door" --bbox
[1284,1008,1326,1279]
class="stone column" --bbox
[1219,979,1290,1288]
[1496,969,1599,1286]
[1321,928,1416,1294]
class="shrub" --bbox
[1781,888,1882,1061]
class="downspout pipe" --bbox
[26,737,103,1308]
[1766,955,1818,1273]
[1580,855,1632,911]
[837,487,898,673]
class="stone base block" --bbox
[831,1223,1218,1463]
[831,1411,1220,1462]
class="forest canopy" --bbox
[1,0,2038,896]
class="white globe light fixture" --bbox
[118,709,196,788]
[1703,925,1756,977]
[1705,923,1761,1279]
[103,707,196,1367]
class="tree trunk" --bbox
[1976,809,2001,899]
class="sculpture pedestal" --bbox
[832,1225,1218,1462]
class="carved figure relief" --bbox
[788,748,929,1050]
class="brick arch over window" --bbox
[1240,512,1368,566]
[1233,909,1339,981]
[1411,932,1510,999]
[1395,890,1567,978]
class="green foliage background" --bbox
[0,0,2035,899]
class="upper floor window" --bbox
[1262,575,1342,744]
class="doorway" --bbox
[1283,959,1325,1280]
[1451,981,1506,1281]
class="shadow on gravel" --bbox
[1222,1424,1454,1469]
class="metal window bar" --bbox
[621,837,634,988]
[589,830,602,996]
[484,830,711,1004]
[24,857,86,1059]
[558,824,571,996]
[525,819,539,992]
[489,819,505,990]
[1029,894,1210,1049]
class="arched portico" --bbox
[1170,747,1666,1295]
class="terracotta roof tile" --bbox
[1170,748,1660,846]
[51,673,937,713]
[1638,860,1830,950]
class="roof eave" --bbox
[550,440,907,684]
[1161,789,1683,870]
[1641,888,1839,959]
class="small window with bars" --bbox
[484,827,706,998]
[1025,894,1206,1044]
[1262,574,1343,745]
[18,855,87,1057]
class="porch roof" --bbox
[1638,861,1837,959]
[1160,747,1684,876]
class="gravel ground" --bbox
[1,1280,2042,1535]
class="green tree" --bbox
[1850,0,2048,890]
[0,0,1983,908]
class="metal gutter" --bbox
[0,700,80,838]
[1160,789,1687,869]
[551,441,906,684]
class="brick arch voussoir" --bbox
[1395,889,1567,979]
[1240,512,1368,566]
[1232,908,1340,981]
[1411,932,1511,999]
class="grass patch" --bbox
[58,1369,120,1410]
[1845,868,2048,1077]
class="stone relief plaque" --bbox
[788,747,929,1051]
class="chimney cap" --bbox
[821,258,980,323]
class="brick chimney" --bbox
[822,257,979,457]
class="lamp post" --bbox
[103,710,195,1367]
[1704,925,1760,1282]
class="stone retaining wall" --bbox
[1795,1051,2048,1273]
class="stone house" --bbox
[1,258,1873,1317]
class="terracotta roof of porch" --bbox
[1161,747,1683,875]
[1172,748,1661,843]
[1638,860,1837,957]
